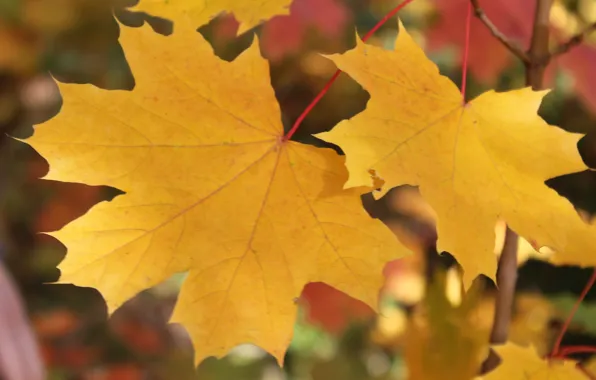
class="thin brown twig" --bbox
[480,227,518,374]
[469,0,530,63]
[550,21,596,58]
[526,0,554,87]
[490,227,519,344]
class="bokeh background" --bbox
[1,0,596,378]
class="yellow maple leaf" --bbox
[133,0,291,34]
[404,271,491,380]
[482,343,587,380]
[24,21,406,364]
[316,21,593,286]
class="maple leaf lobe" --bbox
[484,343,586,380]
[133,0,292,33]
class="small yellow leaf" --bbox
[133,0,291,33]
[317,21,593,286]
[484,343,586,380]
[404,272,490,380]
[25,21,407,364]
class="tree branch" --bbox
[526,0,554,88]
[482,0,555,375]
[469,0,530,63]
[481,227,519,374]
[550,21,596,58]
[490,228,519,344]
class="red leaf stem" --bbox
[550,268,596,358]
[555,345,596,358]
[461,1,472,103]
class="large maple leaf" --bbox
[317,22,595,286]
[24,21,406,363]
[483,343,586,380]
[133,0,291,33]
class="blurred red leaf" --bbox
[261,16,305,61]
[261,0,350,61]
[211,13,242,45]
[112,319,165,356]
[299,283,374,334]
[36,182,102,232]
[427,0,535,82]
[86,364,143,380]
[553,43,596,113]
[39,343,56,367]
[58,345,100,369]
[300,255,421,333]
[32,308,79,338]
[292,0,348,37]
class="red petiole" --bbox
[554,346,596,358]
[550,268,596,361]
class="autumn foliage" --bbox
[2,0,596,379]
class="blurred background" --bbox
[0,0,596,378]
